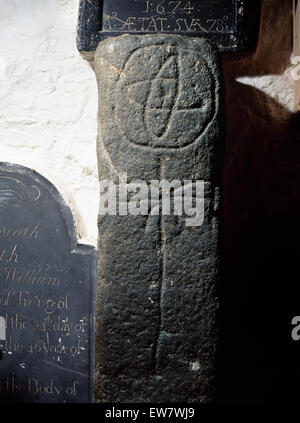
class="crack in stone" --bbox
[43,360,88,378]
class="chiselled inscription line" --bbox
[0,306,93,340]
[31,185,41,201]
[43,360,88,378]
[102,0,235,35]
[152,158,167,372]
[99,138,127,183]
[144,54,178,138]
[114,43,217,151]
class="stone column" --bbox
[94,34,223,403]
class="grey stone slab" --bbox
[0,163,96,403]
[94,34,223,402]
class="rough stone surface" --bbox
[94,34,223,403]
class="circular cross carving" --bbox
[115,44,216,149]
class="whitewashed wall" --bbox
[0,0,98,246]
[0,0,295,247]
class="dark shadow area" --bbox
[0,391,32,403]
[216,0,300,403]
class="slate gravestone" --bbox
[77,0,261,402]
[0,163,96,403]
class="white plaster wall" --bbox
[0,0,295,248]
[0,0,99,246]
[237,69,294,113]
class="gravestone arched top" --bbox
[0,162,89,254]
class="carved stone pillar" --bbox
[77,0,260,403]
[95,34,222,402]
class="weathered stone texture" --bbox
[94,35,223,402]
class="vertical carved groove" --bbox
[151,158,167,372]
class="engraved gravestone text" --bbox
[103,0,235,34]
[0,166,95,403]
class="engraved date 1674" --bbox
[103,0,233,34]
